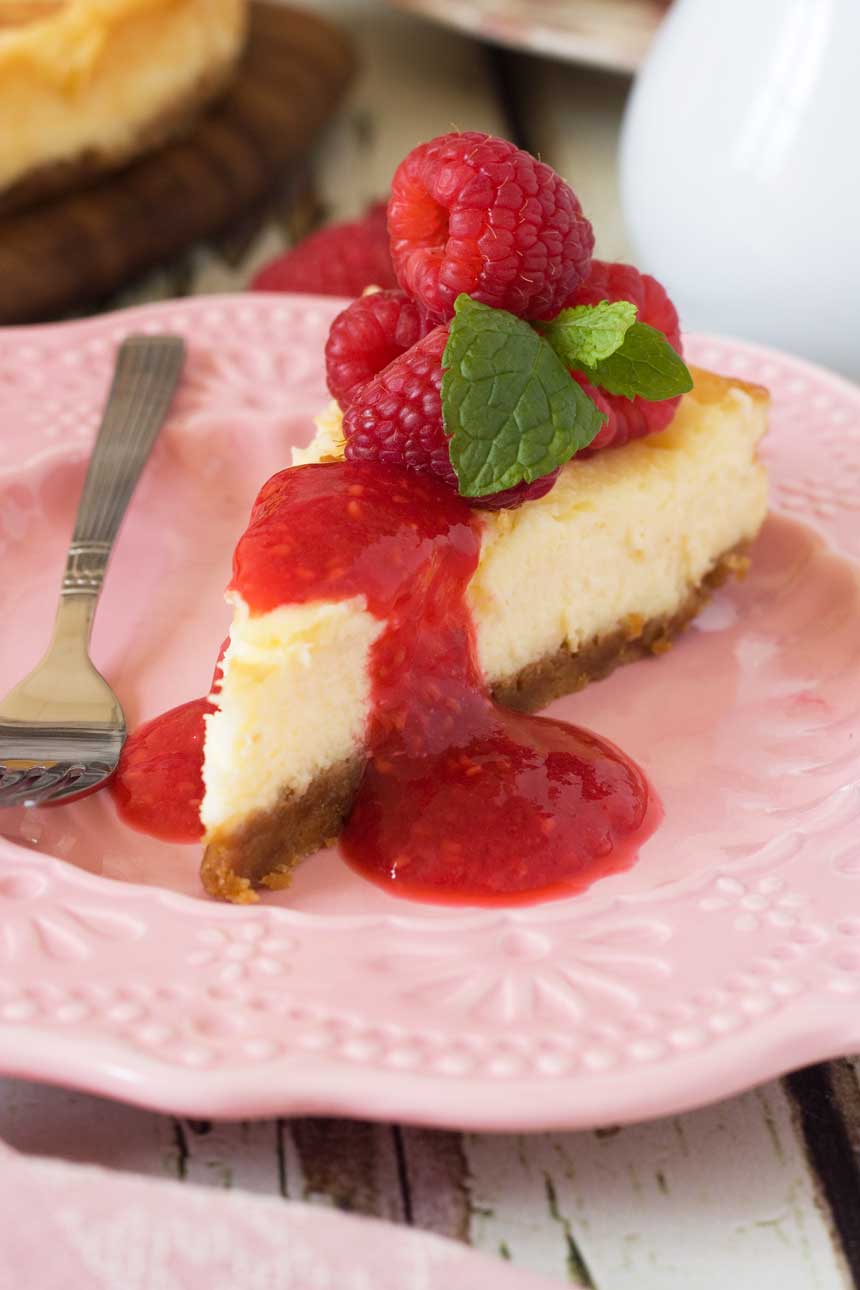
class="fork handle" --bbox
[62,335,185,599]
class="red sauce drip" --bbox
[112,697,211,842]
[112,644,227,843]
[114,463,657,903]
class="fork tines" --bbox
[0,761,116,808]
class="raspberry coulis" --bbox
[112,646,227,843]
[112,696,214,842]
[114,461,657,904]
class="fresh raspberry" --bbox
[388,132,594,323]
[325,289,432,408]
[567,260,683,453]
[475,466,560,511]
[343,326,559,510]
[344,326,452,480]
[251,202,397,298]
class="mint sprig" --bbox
[438,293,693,502]
[575,321,694,402]
[441,296,605,499]
[537,299,637,367]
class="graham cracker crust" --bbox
[201,757,365,905]
[200,543,751,903]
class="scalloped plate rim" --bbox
[2,997,860,1127]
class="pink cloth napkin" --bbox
[0,1137,556,1290]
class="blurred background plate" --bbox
[387,0,670,73]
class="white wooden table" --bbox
[4,4,860,1286]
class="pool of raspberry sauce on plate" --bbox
[112,461,658,905]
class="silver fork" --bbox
[0,335,185,809]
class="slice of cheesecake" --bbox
[0,0,246,213]
[199,366,768,903]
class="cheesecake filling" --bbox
[200,597,382,840]
[470,372,768,683]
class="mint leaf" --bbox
[578,321,693,402]
[537,300,692,403]
[442,295,605,499]
[538,299,637,367]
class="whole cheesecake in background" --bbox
[0,0,247,212]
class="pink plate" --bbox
[0,295,859,1128]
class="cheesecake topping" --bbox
[114,460,656,903]
[326,134,690,512]
[388,131,594,324]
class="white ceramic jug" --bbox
[620,0,860,379]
